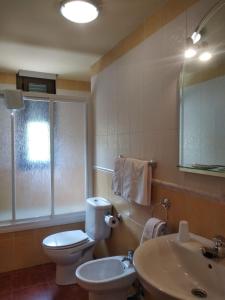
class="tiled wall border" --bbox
[91,0,199,75]
[93,165,225,204]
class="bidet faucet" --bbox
[202,235,225,259]
[122,250,134,264]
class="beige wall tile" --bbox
[0,222,84,273]
[0,233,14,273]
[93,169,225,257]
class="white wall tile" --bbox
[92,0,224,198]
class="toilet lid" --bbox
[43,230,89,249]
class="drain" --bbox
[191,288,207,298]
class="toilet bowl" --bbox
[42,230,95,285]
[42,197,113,285]
[76,256,136,300]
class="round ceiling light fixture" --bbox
[60,0,99,24]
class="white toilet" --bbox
[76,256,136,300]
[42,197,112,285]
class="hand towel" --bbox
[140,217,166,244]
[153,220,167,238]
[122,158,151,206]
[112,156,125,196]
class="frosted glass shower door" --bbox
[54,101,86,214]
[0,98,12,221]
[14,100,51,219]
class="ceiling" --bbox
[0,0,167,80]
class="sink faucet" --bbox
[202,235,225,259]
[122,250,134,264]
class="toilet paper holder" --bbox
[104,213,121,228]
[105,213,121,221]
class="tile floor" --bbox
[0,263,88,300]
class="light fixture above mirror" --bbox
[60,0,99,24]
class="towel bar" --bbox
[118,155,157,168]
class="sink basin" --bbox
[133,233,225,300]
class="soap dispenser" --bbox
[177,220,190,242]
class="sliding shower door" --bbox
[54,101,86,215]
[0,98,12,221]
[14,100,51,219]
[0,96,87,224]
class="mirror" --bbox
[179,1,225,177]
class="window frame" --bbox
[0,91,91,233]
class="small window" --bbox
[27,121,50,163]
[16,74,56,94]
[15,100,50,169]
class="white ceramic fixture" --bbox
[42,197,112,285]
[134,233,225,300]
[76,256,136,300]
[60,0,99,24]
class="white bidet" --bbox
[76,256,136,300]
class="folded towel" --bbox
[140,217,166,244]
[122,158,151,206]
[112,157,125,196]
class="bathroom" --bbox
[0,0,225,299]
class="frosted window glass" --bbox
[0,98,12,221]
[54,102,86,214]
[15,100,51,219]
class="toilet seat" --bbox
[43,230,89,250]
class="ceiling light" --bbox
[60,0,99,24]
[191,32,201,44]
[184,38,197,59]
[198,42,212,62]
[184,48,197,58]
[199,51,212,62]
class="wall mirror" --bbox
[179,0,225,177]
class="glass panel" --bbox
[14,100,51,219]
[0,97,12,221]
[54,101,86,214]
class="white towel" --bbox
[140,217,166,244]
[112,157,125,196]
[153,220,167,237]
[122,158,151,206]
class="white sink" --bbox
[133,234,225,300]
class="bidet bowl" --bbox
[76,256,136,300]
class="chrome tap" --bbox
[121,250,134,264]
[202,235,225,259]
